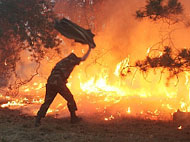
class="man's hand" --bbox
[89,42,96,49]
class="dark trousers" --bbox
[37,83,77,118]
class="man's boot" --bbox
[70,111,82,124]
[35,116,41,127]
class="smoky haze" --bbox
[2,0,190,118]
[15,0,190,91]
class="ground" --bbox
[0,108,189,142]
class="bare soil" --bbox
[0,108,190,142]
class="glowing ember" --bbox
[177,126,182,130]
[4,60,7,66]
[32,98,43,104]
[104,115,114,121]
[127,107,131,114]
[1,101,25,108]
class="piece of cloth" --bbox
[37,53,81,118]
[55,18,96,48]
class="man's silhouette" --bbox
[35,47,92,126]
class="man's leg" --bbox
[35,84,57,126]
[58,84,81,123]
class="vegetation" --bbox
[0,0,60,88]
[136,0,183,22]
[121,0,190,81]
[0,0,104,89]
[135,46,190,79]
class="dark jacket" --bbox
[47,53,81,85]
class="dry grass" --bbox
[0,108,190,142]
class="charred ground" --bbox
[0,108,189,142]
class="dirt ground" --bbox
[0,108,189,142]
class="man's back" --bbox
[47,53,81,85]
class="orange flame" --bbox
[1,0,190,120]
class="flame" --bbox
[104,115,114,121]
[147,47,151,54]
[1,55,190,120]
[114,57,130,77]
[80,76,125,97]
[1,101,25,108]
[127,107,131,114]
[1,0,190,121]
[4,60,7,66]
[185,72,190,112]
[178,125,182,130]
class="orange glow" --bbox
[1,51,190,119]
[0,0,190,120]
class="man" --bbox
[35,46,92,127]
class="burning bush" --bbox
[134,47,190,80]
[129,0,190,81]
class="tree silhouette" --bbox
[136,0,183,22]
[0,0,61,88]
[120,0,190,82]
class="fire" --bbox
[80,76,125,97]
[146,47,151,54]
[1,55,190,120]
[177,125,182,130]
[185,72,190,112]
[114,57,130,77]
[0,0,190,121]
[104,115,114,121]
[127,107,131,114]
[1,101,25,108]
[4,60,7,66]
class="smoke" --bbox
[88,0,159,65]
[1,0,190,119]
[10,0,190,88]
[68,0,190,117]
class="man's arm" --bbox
[81,47,92,61]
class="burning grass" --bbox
[0,62,190,121]
[0,50,190,120]
[1,33,190,123]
